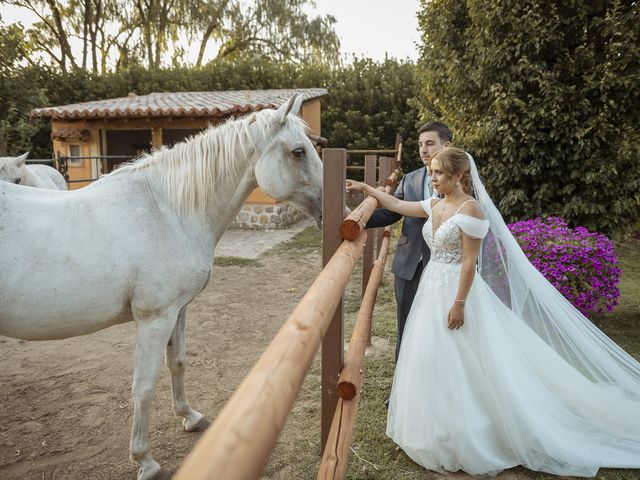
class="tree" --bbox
[416,0,640,235]
[3,0,120,72]
[4,0,78,71]
[0,20,42,155]
[212,0,340,65]
[322,58,420,169]
[186,0,230,68]
[0,19,35,73]
[1,0,341,71]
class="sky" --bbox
[1,0,422,63]
[310,0,421,61]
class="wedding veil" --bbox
[466,153,640,399]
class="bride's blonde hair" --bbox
[432,147,473,195]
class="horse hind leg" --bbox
[166,307,208,432]
[130,311,176,480]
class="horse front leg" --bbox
[165,307,209,431]
[130,312,176,480]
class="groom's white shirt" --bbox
[420,172,433,263]
[423,173,432,199]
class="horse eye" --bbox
[292,148,305,159]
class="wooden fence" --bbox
[174,147,401,480]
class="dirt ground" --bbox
[0,243,322,480]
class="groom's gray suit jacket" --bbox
[366,166,431,280]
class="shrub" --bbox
[508,216,620,316]
[416,0,640,236]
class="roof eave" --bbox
[29,94,327,121]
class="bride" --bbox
[346,147,640,476]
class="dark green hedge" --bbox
[417,0,640,236]
[0,58,421,170]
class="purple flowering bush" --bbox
[508,217,621,316]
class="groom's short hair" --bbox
[417,121,453,143]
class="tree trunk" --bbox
[82,0,90,69]
[45,0,78,70]
[196,20,220,67]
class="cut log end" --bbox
[340,219,362,241]
[337,381,357,400]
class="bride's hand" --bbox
[448,304,465,330]
[346,179,368,192]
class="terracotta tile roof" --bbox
[31,88,328,120]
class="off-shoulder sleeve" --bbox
[454,214,490,239]
[420,198,434,216]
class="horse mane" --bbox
[109,110,283,216]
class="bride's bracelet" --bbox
[454,298,466,304]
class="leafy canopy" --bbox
[1,0,340,71]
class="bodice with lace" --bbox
[418,199,489,289]
[420,198,489,265]
[423,215,465,264]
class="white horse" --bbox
[0,95,322,480]
[0,152,68,189]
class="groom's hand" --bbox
[447,304,465,330]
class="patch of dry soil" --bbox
[0,249,321,479]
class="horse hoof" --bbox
[149,467,172,480]
[186,417,210,432]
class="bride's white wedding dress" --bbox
[386,198,640,476]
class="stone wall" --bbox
[231,201,305,230]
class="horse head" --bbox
[252,95,323,227]
[0,152,29,184]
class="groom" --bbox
[367,121,453,364]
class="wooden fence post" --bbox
[362,155,377,300]
[394,134,403,170]
[321,148,347,453]
[377,156,395,255]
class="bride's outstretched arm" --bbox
[345,180,427,218]
[448,203,484,329]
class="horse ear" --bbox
[278,94,303,125]
[15,152,29,167]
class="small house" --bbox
[31,88,327,229]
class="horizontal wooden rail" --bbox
[387,169,399,185]
[340,196,380,241]
[346,149,398,155]
[174,231,367,480]
[308,132,328,146]
[340,170,400,241]
[318,228,392,479]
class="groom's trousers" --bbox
[394,259,425,362]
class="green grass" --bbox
[267,236,640,479]
[591,237,640,359]
[267,225,322,257]
[214,256,260,267]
